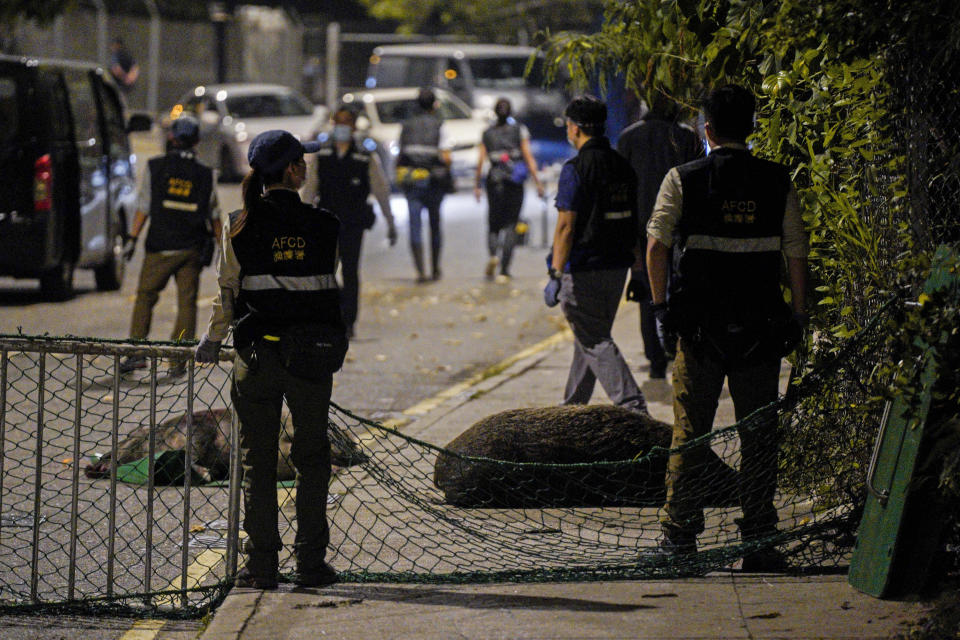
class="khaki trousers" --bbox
[129,249,202,343]
[662,338,781,540]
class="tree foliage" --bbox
[357,0,603,41]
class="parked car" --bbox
[0,54,150,299]
[366,44,570,166]
[162,83,327,181]
[338,87,488,189]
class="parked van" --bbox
[366,44,569,160]
[0,55,149,299]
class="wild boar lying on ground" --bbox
[85,407,367,484]
[434,405,740,508]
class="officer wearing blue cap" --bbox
[195,129,346,589]
[120,114,221,377]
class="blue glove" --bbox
[195,334,222,363]
[543,277,561,307]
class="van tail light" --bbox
[34,154,53,212]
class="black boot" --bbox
[235,551,279,589]
[410,245,427,282]
[430,245,442,281]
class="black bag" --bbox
[200,235,216,267]
[278,324,349,378]
[430,165,455,194]
[361,203,376,230]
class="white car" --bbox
[339,87,488,189]
[162,83,328,181]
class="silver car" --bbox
[162,83,327,181]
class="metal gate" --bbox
[0,337,240,614]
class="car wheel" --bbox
[40,261,75,301]
[218,145,239,183]
[94,230,125,291]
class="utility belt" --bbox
[396,165,454,193]
[235,315,348,378]
[677,306,800,370]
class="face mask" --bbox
[332,124,353,143]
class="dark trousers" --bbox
[486,179,524,275]
[129,249,202,343]
[338,223,365,330]
[662,338,781,540]
[231,341,333,575]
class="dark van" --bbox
[0,55,150,299]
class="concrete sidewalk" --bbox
[200,303,925,640]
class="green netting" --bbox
[0,293,938,618]
[319,298,900,584]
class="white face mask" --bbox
[332,124,353,143]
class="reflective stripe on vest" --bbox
[161,199,200,212]
[403,144,440,156]
[684,235,782,253]
[241,273,339,292]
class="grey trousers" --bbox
[559,268,647,413]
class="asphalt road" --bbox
[0,143,566,639]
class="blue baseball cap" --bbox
[247,130,321,175]
[171,114,200,145]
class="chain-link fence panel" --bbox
[0,338,238,618]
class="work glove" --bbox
[123,237,137,262]
[194,334,222,364]
[543,273,561,307]
[387,224,398,247]
[651,302,676,359]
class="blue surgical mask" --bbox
[332,125,353,143]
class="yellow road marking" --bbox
[119,619,165,640]
[402,328,571,417]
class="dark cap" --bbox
[247,129,321,175]
[171,114,199,146]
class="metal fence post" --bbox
[180,361,195,607]
[67,354,83,600]
[30,353,46,603]
[226,402,242,577]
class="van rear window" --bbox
[468,56,543,89]
[0,78,17,143]
[374,57,437,88]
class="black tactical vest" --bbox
[671,147,790,330]
[482,122,523,183]
[231,190,342,338]
[146,151,213,252]
[314,141,371,225]
[566,136,639,271]
[398,112,443,169]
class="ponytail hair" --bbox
[240,166,286,217]
[241,169,265,218]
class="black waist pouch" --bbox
[278,323,348,378]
